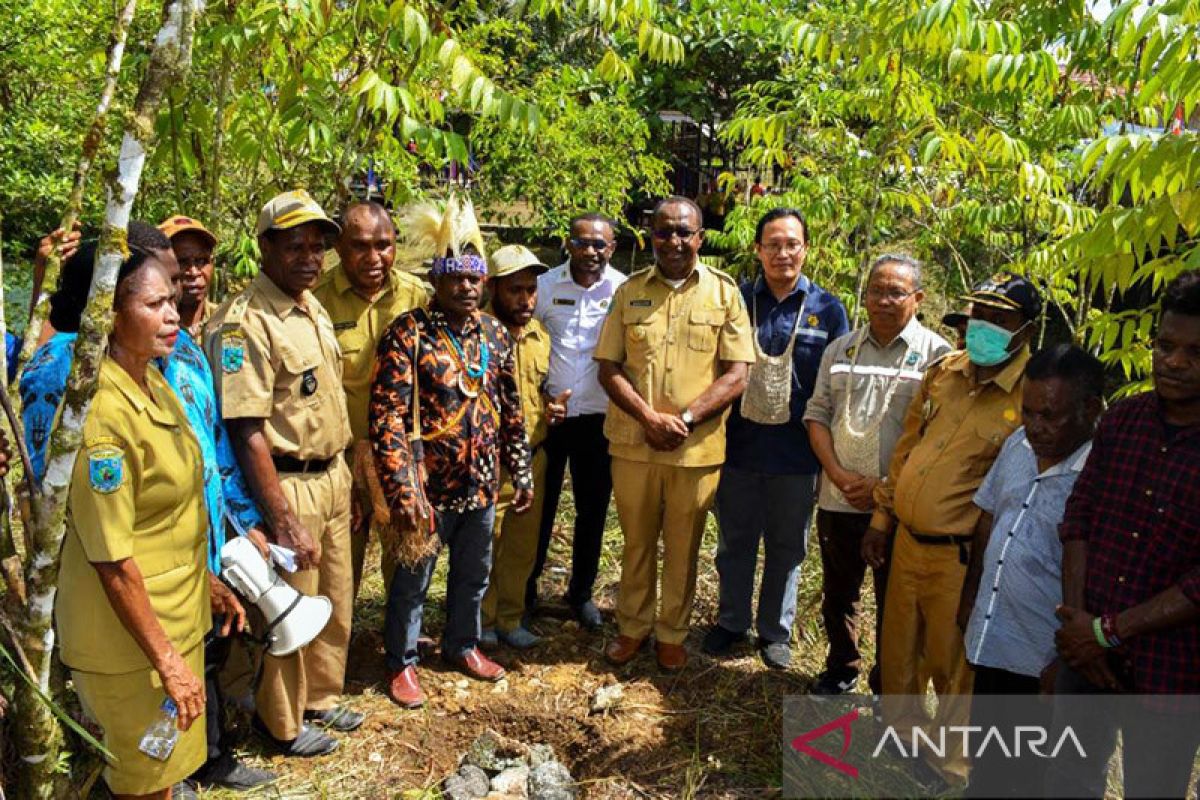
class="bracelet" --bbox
[1100,614,1122,647]
[1092,616,1110,648]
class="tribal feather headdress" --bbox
[395,195,487,276]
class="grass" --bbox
[176,483,855,799]
[75,482,1163,799]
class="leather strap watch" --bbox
[681,409,696,432]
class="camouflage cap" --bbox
[256,189,340,237]
[965,273,1042,321]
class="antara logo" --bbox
[790,708,860,778]
[872,725,1087,760]
[789,709,1087,779]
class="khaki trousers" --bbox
[880,525,974,784]
[257,456,352,741]
[482,449,548,632]
[611,457,721,645]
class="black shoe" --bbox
[305,706,365,732]
[571,600,604,630]
[195,753,277,791]
[171,779,198,800]
[252,715,339,757]
[812,669,859,696]
[701,625,746,656]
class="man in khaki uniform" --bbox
[595,196,755,671]
[313,200,428,593]
[480,245,568,649]
[205,190,357,758]
[862,273,1042,786]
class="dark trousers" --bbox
[966,664,1045,798]
[385,506,496,670]
[200,626,233,770]
[1045,663,1200,799]
[816,510,889,694]
[528,414,612,609]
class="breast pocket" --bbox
[623,307,661,360]
[336,326,367,357]
[968,422,1016,477]
[687,308,723,352]
[279,344,322,408]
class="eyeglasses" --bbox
[569,237,612,251]
[651,227,700,242]
[759,240,806,256]
[865,287,919,302]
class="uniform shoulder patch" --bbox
[86,437,125,494]
[221,331,246,373]
[709,267,738,286]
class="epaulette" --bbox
[625,266,653,281]
[708,268,739,287]
[925,350,959,373]
[221,287,254,329]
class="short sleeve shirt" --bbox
[205,272,352,459]
[593,262,755,467]
[56,359,211,674]
[804,319,951,511]
[871,348,1029,536]
[313,265,429,441]
[965,429,1090,677]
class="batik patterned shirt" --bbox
[370,304,533,514]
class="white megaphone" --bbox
[220,537,333,657]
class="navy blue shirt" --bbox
[724,273,849,475]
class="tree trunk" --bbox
[17,0,138,373]
[13,2,199,797]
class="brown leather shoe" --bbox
[656,642,688,671]
[447,647,506,682]
[604,635,645,666]
[387,666,425,709]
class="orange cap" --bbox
[158,215,217,248]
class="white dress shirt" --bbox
[534,261,626,416]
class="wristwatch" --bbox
[681,409,696,432]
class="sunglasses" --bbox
[568,237,612,251]
[651,227,700,241]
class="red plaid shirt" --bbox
[1059,392,1200,693]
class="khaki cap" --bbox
[255,189,340,237]
[490,244,548,279]
[159,215,217,247]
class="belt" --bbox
[906,528,973,565]
[272,454,335,474]
[907,531,972,546]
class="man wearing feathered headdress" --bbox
[369,196,534,709]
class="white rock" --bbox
[590,683,625,713]
[490,765,530,798]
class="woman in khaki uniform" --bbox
[57,246,210,798]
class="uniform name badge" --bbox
[87,439,125,494]
[221,332,246,373]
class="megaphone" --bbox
[220,537,332,657]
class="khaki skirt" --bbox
[72,643,206,795]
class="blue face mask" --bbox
[965,319,1026,366]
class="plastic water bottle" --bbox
[137,698,179,761]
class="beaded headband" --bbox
[430,253,487,276]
